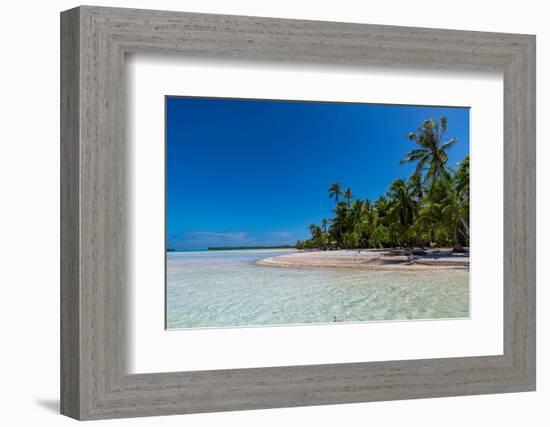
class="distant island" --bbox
[207,245,296,251]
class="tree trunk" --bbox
[453,224,463,252]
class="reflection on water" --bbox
[166,250,469,329]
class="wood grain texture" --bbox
[60,7,80,419]
[60,5,536,420]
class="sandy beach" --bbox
[255,248,469,272]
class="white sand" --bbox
[256,249,469,272]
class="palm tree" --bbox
[299,118,467,251]
[400,116,457,189]
[387,179,416,245]
[362,198,376,240]
[343,188,353,207]
[350,199,371,247]
[454,155,470,197]
[374,196,390,226]
[308,223,320,238]
[440,179,469,251]
[321,218,329,235]
[415,193,446,247]
[328,182,342,204]
[407,171,424,201]
[330,202,349,245]
[446,155,470,248]
[350,199,366,221]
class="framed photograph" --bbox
[61,6,536,420]
[164,97,471,330]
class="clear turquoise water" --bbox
[166,250,469,329]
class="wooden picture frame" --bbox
[61,5,536,420]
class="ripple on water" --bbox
[166,250,469,329]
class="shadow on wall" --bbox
[35,399,59,414]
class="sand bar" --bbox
[255,249,469,272]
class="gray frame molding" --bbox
[61,5,536,420]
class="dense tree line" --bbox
[296,117,469,252]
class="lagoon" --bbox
[166,249,469,329]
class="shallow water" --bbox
[166,250,469,329]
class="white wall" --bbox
[0,0,546,425]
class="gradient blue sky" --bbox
[166,97,469,250]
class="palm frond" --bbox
[440,138,458,151]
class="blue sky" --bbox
[166,97,469,250]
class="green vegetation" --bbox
[296,117,469,252]
[208,245,296,251]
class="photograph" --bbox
[50,3,538,421]
[165,96,470,329]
